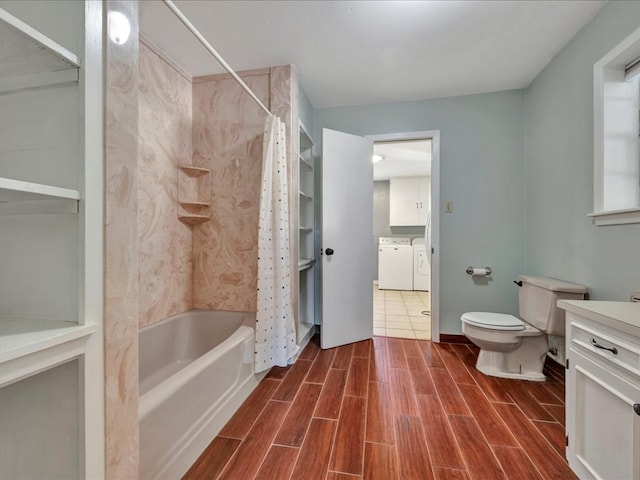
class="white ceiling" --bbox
[139,0,606,109]
[373,140,431,181]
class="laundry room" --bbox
[372,138,432,340]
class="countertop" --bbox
[558,300,640,336]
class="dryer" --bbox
[412,237,431,291]
[378,237,413,290]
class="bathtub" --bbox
[138,310,262,480]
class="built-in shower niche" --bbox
[178,164,211,227]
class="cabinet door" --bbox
[417,176,430,225]
[567,348,640,480]
[390,177,419,226]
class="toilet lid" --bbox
[461,312,525,331]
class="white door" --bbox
[321,128,373,349]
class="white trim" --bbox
[82,1,104,478]
[366,130,441,343]
[588,208,640,226]
[593,26,640,225]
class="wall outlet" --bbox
[631,292,640,303]
[445,200,453,213]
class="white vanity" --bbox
[558,300,640,480]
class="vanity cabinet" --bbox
[560,301,640,480]
[389,176,429,226]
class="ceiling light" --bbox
[372,154,385,163]
[108,11,131,45]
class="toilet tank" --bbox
[518,275,588,336]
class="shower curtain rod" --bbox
[162,0,273,117]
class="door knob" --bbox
[325,248,334,256]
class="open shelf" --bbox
[299,190,313,201]
[179,165,210,177]
[0,318,96,366]
[0,8,79,93]
[178,165,211,226]
[0,177,80,215]
[179,214,209,227]
[299,155,313,172]
[298,258,315,271]
[299,123,314,150]
[296,322,315,344]
[0,318,97,388]
[0,177,79,202]
[179,201,210,209]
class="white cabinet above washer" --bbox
[389,176,430,226]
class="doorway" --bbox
[368,131,439,341]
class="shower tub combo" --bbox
[138,309,261,479]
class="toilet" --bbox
[461,275,587,381]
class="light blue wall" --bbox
[313,91,526,334]
[524,1,640,301]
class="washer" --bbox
[412,237,431,291]
[378,237,413,290]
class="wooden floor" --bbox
[184,336,575,480]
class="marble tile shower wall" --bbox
[138,41,193,328]
[137,49,296,320]
[192,71,270,312]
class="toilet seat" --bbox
[461,312,525,331]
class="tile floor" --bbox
[374,285,431,340]
[184,335,573,480]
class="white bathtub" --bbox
[138,310,261,480]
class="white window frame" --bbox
[591,26,640,226]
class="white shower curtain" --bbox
[255,114,299,373]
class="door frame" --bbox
[367,130,441,343]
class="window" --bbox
[592,27,640,225]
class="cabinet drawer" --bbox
[569,319,640,378]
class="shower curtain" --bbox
[255,114,299,373]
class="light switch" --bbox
[445,201,453,213]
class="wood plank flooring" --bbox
[184,336,574,480]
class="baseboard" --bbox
[438,334,472,344]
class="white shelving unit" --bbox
[298,123,315,343]
[0,3,103,478]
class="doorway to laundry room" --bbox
[371,135,434,341]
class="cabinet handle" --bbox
[590,338,618,355]
[634,404,640,416]
[416,202,419,209]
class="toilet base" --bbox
[475,355,546,381]
[475,335,548,382]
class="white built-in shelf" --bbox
[0,177,79,202]
[0,318,97,387]
[179,214,209,227]
[299,190,313,201]
[0,177,80,215]
[0,8,79,93]
[299,155,313,172]
[179,165,210,177]
[298,258,315,271]
[297,322,315,344]
[299,123,314,150]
